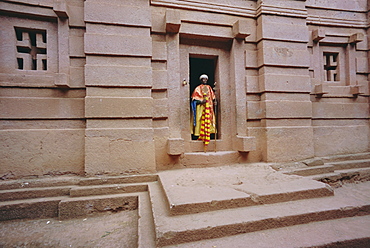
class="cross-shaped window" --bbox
[15,27,47,70]
[323,52,339,82]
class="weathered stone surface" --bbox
[69,183,147,197]
[180,22,233,40]
[69,29,85,57]
[257,15,308,42]
[0,129,85,178]
[235,136,256,152]
[85,97,153,118]
[58,194,138,219]
[302,158,325,167]
[85,65,152,87]
[85,128,156,175]
[0,98,84,119]
[266,127,314,162]
[182,151,240,167]
[148,166,370,247]
[84,33,152,56]
[0,198,61,221]
[152,41,167,61]
[258,40,310,67]
[313,125,369,157]
[152,69,168,89]
[87,87,151,98]
[167,138,184,155]
[157,164,333,215]
[233,19,250,39]
[263,100,312,119]
[85,1,151,27]
[312,102,369,119]
[259,73,311,93]
[0,187,72,201]
[78,174,157,186]
[153,98,168,119]
[87,119,152,129]
[165,9,181,33]
[0,0,369,176]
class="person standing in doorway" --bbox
[191,74,216,151]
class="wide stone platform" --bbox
[158,163,333,216]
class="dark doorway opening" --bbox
[189,57,219,140]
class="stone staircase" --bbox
[274,152,370,187]
[149,161,370,247]
[0,174,158,247]
[0,153,370,247]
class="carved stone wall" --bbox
[0,0,368,178]
[0,0,86,178]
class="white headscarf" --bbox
[199,74,208,80]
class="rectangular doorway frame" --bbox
[179,44,234,152]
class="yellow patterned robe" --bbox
[191,84,216,138]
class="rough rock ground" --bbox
[1,181,370,248]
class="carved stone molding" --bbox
[232,20,250,39]
[235,136,256,152]
[349,33,364,44]
[312,29,325,43]
[151,0,255,18]
[166,9,181,33]
[256,4,307,18]
[307,16,368,28]
[167,138,185,155]
[53,0,69,19]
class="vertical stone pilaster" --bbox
[231,38,247,138]
[84,0,156,175]
[166,33,182,139]
[257,0,314,162]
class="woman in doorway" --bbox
[191,74,216,151]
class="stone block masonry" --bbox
[0,0,368,178]
[83,0,156,175]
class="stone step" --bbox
[163,215,370,248]
[0,174,157,191]
[282,164,335,176]
[148,181,370,247]
[0,186,72,202]
[138,192,157,248]
[0,176,80,190]
[182,151,240,167]
[327,158,370,170]
[0,182,151,201]
[307,167,370,186]
[0,175,157,221]
[158,164,333,216]
[321,152,370,163]
[69,183,148,197]
[78,174,157,186]
[59,193,139,220]
[0,196,67,221]
[0,192,141,221]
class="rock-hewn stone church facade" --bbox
[1,0,369,178]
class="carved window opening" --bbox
[323,52,340,82]
[15,27,47,71]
